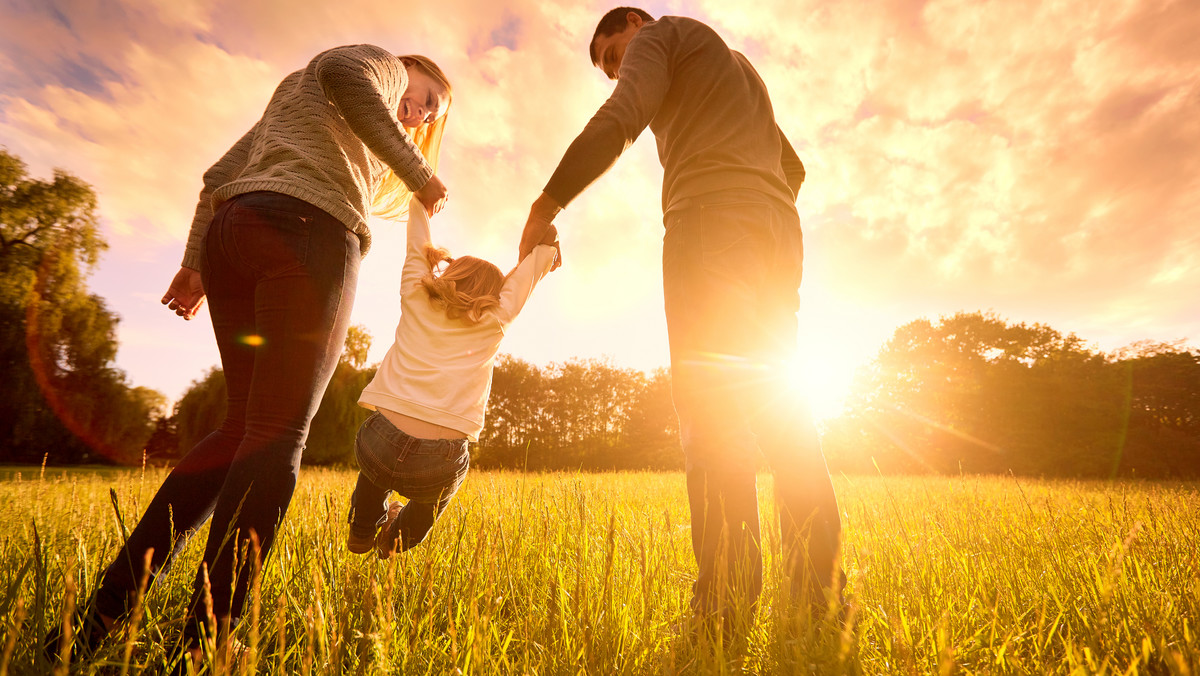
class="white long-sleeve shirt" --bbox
[358,197,557,441]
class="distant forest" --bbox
[3,150,1198,478]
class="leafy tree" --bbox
[477,354,547,468]
[306,326,376,465]
[0,149,161,464]
[827,312,1200,478]
[173,367,227,455]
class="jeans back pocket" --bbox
[229,204,312,278]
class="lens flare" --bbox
[240,334,265,346]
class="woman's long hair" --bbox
[420,244,504,324]
[370,54,452,220]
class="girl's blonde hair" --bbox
[420,244,505,324]
[370,54,453,220]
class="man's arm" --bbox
[543,25,672,209]
[522,27,672,263]
[778,125,806,200]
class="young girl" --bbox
[347,195,558,557]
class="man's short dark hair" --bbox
[589,7,655,65]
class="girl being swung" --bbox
[346,196,558,557]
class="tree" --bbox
[0,149,162,464]
[173,367,227,455]
[826,312,1197,478]
[306,326,376,465]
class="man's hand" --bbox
[415,174,449,215]
[520,192,563,265]
[540,224,562,271]
[161,266,206,320]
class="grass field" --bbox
[0,467,1197,674]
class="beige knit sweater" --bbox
[182,44,434,270]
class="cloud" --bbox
[686,0,1200,338]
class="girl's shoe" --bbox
[374,501,403,560]
[346,531,375,554]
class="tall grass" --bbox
[0,467,1197,674]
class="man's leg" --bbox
[750,208,844,602]
[663,199,777,622]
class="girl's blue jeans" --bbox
[348,412,470,551]
[94,191,359,643]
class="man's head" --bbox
[589,7,655,80]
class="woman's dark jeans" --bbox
[348,412,470,551]
[662,191,843,622]
[94,191,359,642]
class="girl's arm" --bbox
[496,230,558,325]
[314,45,434,192]
[400,196,433,291]
[181,124,258,271]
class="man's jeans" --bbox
[348,412,470,551]
[94,191,360,642]
[662,191,843,619]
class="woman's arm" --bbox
[314,45,434,192]
[181,124,257,271]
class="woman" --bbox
[50,44,452,664]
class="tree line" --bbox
[3,150,1198,477]
[823,312,1200,478]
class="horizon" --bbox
[2,0,1197,417]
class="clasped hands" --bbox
[520,192,563,271]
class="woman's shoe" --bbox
[42,607,112,664]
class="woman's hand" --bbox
[415,174,448,215]
[161,266,206,320]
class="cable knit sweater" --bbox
[182,44,434,270]
[359,197,558,441]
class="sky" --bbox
[2,0,1198,420]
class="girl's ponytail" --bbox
[420,244,505,324]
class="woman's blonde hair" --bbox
[370,54,453,220]
[420,244,505,324]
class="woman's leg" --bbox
[91,199,256,625]
[183,192,359,643]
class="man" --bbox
[519,8,844,627]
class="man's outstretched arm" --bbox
[520,26,671,264]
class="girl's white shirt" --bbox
[358,197,557,441]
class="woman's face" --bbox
[400,67,450,129]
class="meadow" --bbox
[0,467,1197,674]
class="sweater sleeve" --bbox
[777,126,806,200]
[495,244,557,326]
[182,124,257,271]
[400,196,432,292]
[542,26,672,208]
[314,45,434,192]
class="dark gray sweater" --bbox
[544,16,804,215]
